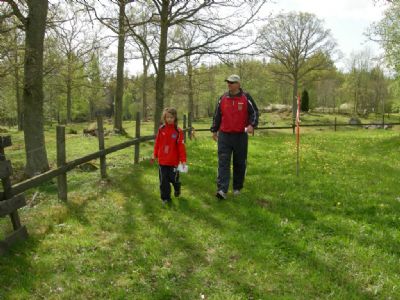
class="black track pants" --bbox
[217,132,248,193]
[158,165,181,201]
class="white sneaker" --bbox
[216,190,227,200]
[233,190,240,196]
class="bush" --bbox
[301,90,309,112]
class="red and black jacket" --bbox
[210,89,259,133]
[153,124,187,166]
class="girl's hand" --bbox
[212,132,218,141]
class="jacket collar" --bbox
[227,88,243,97]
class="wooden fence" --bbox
[194,118,400,134]
[1,113,399,253]
[0,113,194,254]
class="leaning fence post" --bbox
[134,112,141,164]
[0,136,28,255]
[56,125,67,202]
[96,115,107,179]
[183,114,187,143]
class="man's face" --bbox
[227,81,240,93]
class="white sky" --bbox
[269,0,388,69]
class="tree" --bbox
[76,0,135,133]
[0,11,25,129]
[346,49,375,114]
[87,52,106,120]
[301,90,309,112]
[50,4,100,123]
[257,12,338,122]
[3,0,50,176]
[128,0,267,133]
[368,1,400,73]
[126,7,154,122]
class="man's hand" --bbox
[246,125,254,134]
[212,132,218,141]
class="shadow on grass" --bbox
[108,154,376,298]
[1,132,399,298]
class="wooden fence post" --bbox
[135,112,141,164]
[183,114,187,143]
[56,125,67,202]
[0,136,28,255]
[188,112,192,140]
[96,115,107,179]
[334,117,337,132]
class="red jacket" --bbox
[153,124,186,166]
[210,89,259,133]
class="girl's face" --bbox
[165,112,175,125]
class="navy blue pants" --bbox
[217,132,248,193]
[158,165,181,201]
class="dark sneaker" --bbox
[216,190,227,200]
[174,188,181,197]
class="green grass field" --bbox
[0,120,400,299]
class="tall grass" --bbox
[0,128,399,299]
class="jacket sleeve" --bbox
[210,97,222,132]
[246,93,259,128]
[177,128,187,163]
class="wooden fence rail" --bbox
[10,135,155,197]
[193,121,400,132]
[1,115,399,254]
[1,113,163,254]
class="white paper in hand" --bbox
[177,163,188,173]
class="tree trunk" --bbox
[186,58,194,119]
[292,77,298,122]
[23,0,49,176]
[66,52,72,123]
[142,54,148,121]
[15,30,23,131]
[114,0,126,133]
[153,0,169,134]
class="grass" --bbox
[0,120,400,299]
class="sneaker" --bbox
[174,188,181,197]
[233,190,240,196]
[216,190,227,200]
[162,199,172,205]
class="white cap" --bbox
[225,74,240,83]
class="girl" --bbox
[153,108,187,204]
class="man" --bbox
[210,74,259,199]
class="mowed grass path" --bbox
[1,130,399,299]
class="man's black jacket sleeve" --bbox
[210,97,222,132]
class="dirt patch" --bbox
[257,199,272,208]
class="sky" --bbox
[125,0,389,74]
[269,0,388,70]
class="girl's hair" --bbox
[162,107,178,126]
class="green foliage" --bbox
[1,128,400,298]
[369,1,400,73]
